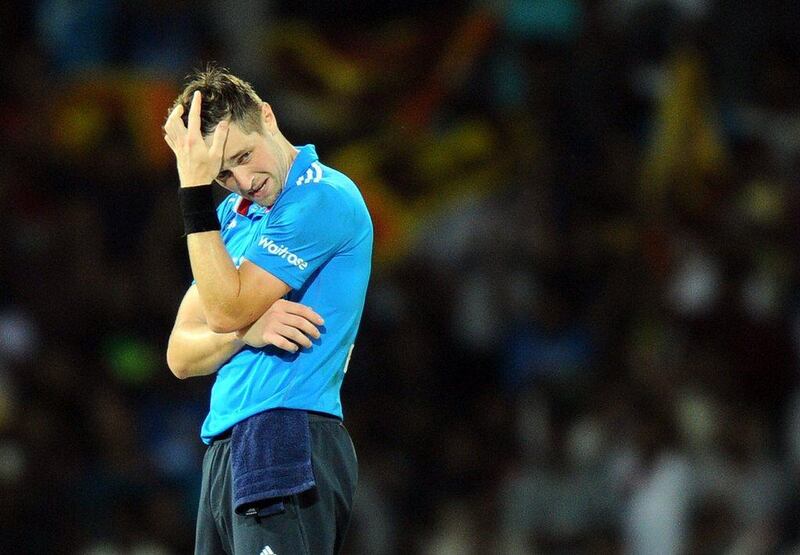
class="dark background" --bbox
[2,1,800,553]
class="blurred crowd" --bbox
[2,0,800,553]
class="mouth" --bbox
[248,178,267,196]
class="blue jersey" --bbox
[200,145,373,443]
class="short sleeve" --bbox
[243,185,352,290]
[216,193,238,229]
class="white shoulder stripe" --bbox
[296,163,325,186]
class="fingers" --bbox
[163,133,176,152]
[263,321,317,352]
[265,333,299,353]
[250,301,324,353]
[277,300,324,325]
[283,314,321,340]
[208,120,229,160]
[187,90,202,136]
[164,104,185,140]
[275,324,313,349]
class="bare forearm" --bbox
[167,321,245,379]
[186,232,290,333]
[187,231,247,329]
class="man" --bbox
[163,67,372,554]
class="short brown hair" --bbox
[171,65,264,136]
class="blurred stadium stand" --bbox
[2,0,800,553]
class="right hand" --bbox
[163,91,229,188]
[236,300,324,352]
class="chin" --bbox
[254,196,275,208]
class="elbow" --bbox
[169,363,190,380]
[166,343,190,380]
[167,358,190,380]
[171,367,190,380]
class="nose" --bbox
[231,166,251,190]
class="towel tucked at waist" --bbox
[230,408,315,517]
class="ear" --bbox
[261,102,277,136]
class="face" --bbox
[207,119,288,207]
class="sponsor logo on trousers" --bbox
[257,236,308,270]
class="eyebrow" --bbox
[223,149,249,168]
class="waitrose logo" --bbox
[257,236,309,270]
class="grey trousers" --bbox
[195,413,358,555]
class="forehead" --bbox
[203,122,258,153]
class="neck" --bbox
[275,134,299,188]
[278,134,299,168]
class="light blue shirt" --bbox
[200,145,373,443]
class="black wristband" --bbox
[179,184,220,235]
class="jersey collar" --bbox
[284,144,319,193]
[234,196,254,216]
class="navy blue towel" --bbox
[230,409,315,517]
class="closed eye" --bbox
[216,169,232,184]
[216,152,251,184]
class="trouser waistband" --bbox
[212,410,341,442]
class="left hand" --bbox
[163,90,229,187]
[235,299,324,352]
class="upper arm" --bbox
[167,285,207,372]
[242,185,351,291]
